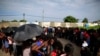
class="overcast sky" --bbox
[0,0,100,22]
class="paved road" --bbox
[57,38,81,56]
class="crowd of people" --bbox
[43,27,100,56]
[0,26,100,56]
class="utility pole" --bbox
[42,9,44,22]
[23,13,25,20]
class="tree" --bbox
[11,19,18,22]
[19,19,27,22]
[64,16,78,23]
[1,20,9,22]
[82,18,88,23]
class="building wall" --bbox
[0,22,98,28]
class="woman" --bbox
[31,37,47,56]
[50,40,63,56]
[2,37,9,53]
[8,36,13,55]
[47,38,55,56]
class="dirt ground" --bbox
[0,49,12,56]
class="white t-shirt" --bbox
[23,47,31,56]
[82,41,88,47]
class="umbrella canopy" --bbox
[14,24,43,41]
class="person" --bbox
[50,40,63,56]
[81,47,91,56]
[47,38,55,55]
[64,44,74,56]
[8,36,13,55]
[13,40,17,56]
[31,36,45,56]
[59,50,67,56]
[31,35,56,56]
[81,40,91,56]
[2,37,9,53]
[23,39,33,56]
[0,32,4,49]
[83,31,90,45]
[0,37,2,49]
[16,41,23,56]
[23,47,31,56]
[50,46,63,56]
[50,48,58,56]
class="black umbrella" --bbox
[14,24,43,41]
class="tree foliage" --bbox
[1,20,9,22]
[82,18,88,23]
[19,19,27,22]
[64,16,78,23]
[11,19,18,22]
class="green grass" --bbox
[78,25,100,30]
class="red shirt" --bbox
[83,32,90,39]
[51,50,57,56]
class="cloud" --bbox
[1,0,99,11]
[0,0,100,22]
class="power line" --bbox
[0,14,97,20]
[0,14,61,19]
[0,15,20,16]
